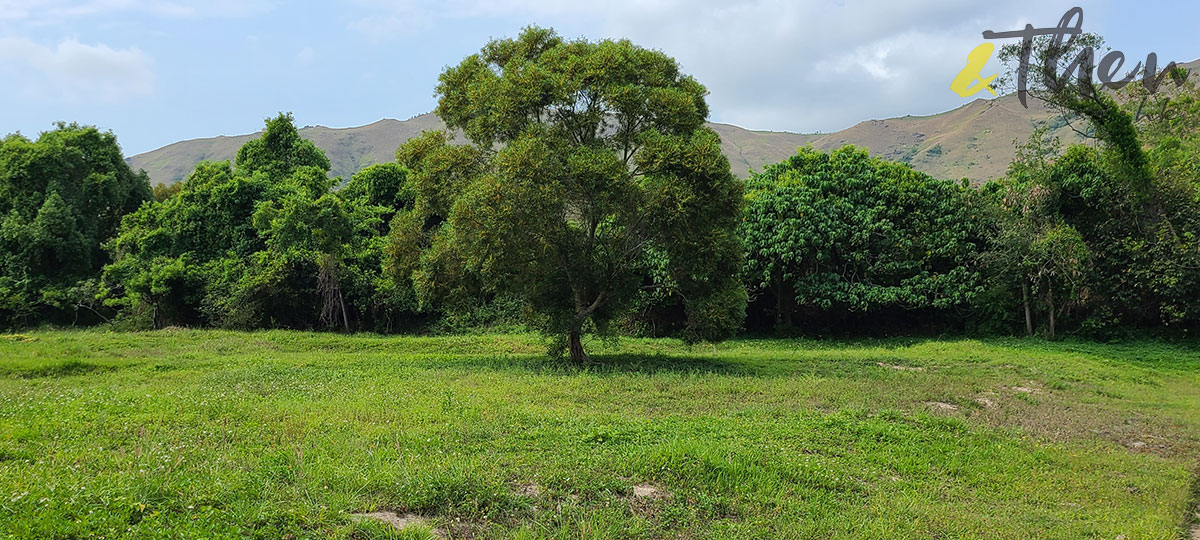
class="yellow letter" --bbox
[951,43,998,97]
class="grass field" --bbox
[1,331,1199,539]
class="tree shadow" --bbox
[1012,337,1200,372]
[420,349,902,379]
[576,353,760,376]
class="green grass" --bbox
[1,330,1199,539]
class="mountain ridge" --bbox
[128,59,1200,186]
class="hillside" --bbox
[129,60,1199,186]
[128,106,1070,186]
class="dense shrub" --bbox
[0,124,151,327]
[740,146,985,334]
[102,114,421,331]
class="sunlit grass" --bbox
[1,330,1198,539]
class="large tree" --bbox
[985,176,1090,339]
[741,146,984,333]
[393,26,746,362]
[993,30,1200,332]
[0,124,151,327]
[105,113,406,331]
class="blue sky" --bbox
[1,0,1198,156]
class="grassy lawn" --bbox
[1,331,1199,539]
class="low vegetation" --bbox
[2,331,1198,538]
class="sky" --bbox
[1,0,1198,156]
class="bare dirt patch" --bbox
[632,484,668,500]
[924,401,960,412]
[626,483,671,518]
[877,362,925,372]
[974,397,997,408]
[518,483,541,497]
[971,390,1194,458]
[351,511,443,537]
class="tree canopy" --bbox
[103,114,413,331]
[742,146,984,333]
[0,124,151,326]
[986,35,1200,334]
[389,26,747,361]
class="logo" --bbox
[951,7,1188,106]
[951,43,998,97]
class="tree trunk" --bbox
[774,279,785,329]
[773,275,794,331]
[568,327,589,364]
[1021,281,1033,337]
[1046,282,1056,340]
[338,288,350,332]
[318,254,348,331]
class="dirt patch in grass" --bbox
[976,391,1196,458]
[517,483,541,497]
[351,511,443,537]
[625,483,670,518]
[877,362,925,372]
[632,484,668,500]
[924,401,960,412]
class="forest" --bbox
[2,27,1199,361]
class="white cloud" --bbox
[343,0,1102,132]
[349,13,435,41]
[0,36,154,102]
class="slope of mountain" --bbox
[128,115,444,188]
[801,94,1077,182]
[128,107,1064,186]
[128,59,1198,186]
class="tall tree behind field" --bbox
[391,27,747,362]
[741,146,984,334]
[992,34,1200,332]
[103,114,414,331]
[0,124,151,327]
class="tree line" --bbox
[2,27,1198,360]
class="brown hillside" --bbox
[129,59,1198,187]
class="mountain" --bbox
[128,59,1199,186]
[128,106,1067,187]
[128,114,444,188]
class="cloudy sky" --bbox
[1,0,1197,156]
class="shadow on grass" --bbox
[395,336,1200,379]
[988,337,1200,372]
[393,350,896,379]
[2,359,117,379]
[576,353,758,376]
